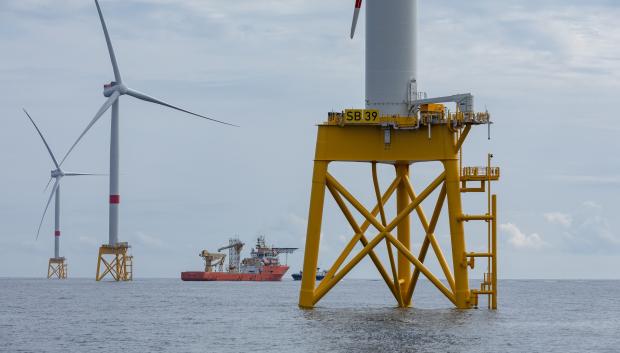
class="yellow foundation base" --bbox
[96,243,133,281]
[48,257,67,279]
[299,120,499,309]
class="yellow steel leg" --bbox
[395,163,411,300]
[96,247,103,281]
[492,194,498,309]
[115,254,120,280]
[443,159,471,309]
[299,160,329,308]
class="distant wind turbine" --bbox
[24,109,102,259]
[62,0,237,248]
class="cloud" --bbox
[544,212,572,227]
[547,202,620,253]
[549,175,620,185]
[579,215,620,245]
[419,0,620,96]
[135,231,165,248]
[78,236,98,246]
[583,201,602,209]
[500,223,547,250]
[259,213,308,244]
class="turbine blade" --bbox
[125,88,238,127]
[36,179,60,240]
[94,0,122,83]
[23,109,60,169]
[350,0,363,39]
[43,177,53,193]
[60,91,120,166]
[64,172,107,176]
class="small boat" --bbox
[292,268,327,281]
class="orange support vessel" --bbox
[181,236,297,282]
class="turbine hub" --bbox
[103,81,127,97]
[103,81,117,97]
[50,169,64,178]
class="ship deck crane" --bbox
[199,250,226,273]
[217,241,244,252]
[218,238,244,272]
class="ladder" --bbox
[125,255,133,281]
[460,154,499,309]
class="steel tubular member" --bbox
[323,172,456,305]
[325,172,446,237]
[372,163,404,306]
[385,233,456,305]
[405,185,448,303]
[317,175,402,293]
[402,177,455,292]
[325,182,400,302]
[299,161,329,308]
[395,164,411,300]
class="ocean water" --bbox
[1,278,619,353]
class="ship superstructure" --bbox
[181,236,297,281]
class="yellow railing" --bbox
[462,166,500,179]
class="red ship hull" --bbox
[181,265,289,281]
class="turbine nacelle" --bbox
[50,169,64,178]
[103,81,127,97]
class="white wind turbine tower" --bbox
[62,0,236,281]
[24,109,102,279]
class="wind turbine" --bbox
[61,0,236,280]
[24,109,101,279]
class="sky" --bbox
[0,0,619,279]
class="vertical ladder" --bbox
[125,255,133,281]
[460,154,499,309]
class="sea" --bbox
[1,278,618,353]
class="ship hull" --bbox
[292,272,325,281]
[181,265,289,281]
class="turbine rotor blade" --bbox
[94,0,122,82]
[36,179,60,240]
[350,0,363,39]
[43,177,53,193]
[125,88,238,127]
[23,109,60,169]
[60,90,120,166]
[64,172,107,176]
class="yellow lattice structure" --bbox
[47,257,67,279]
[299,114,499,309]
[96,243,133,281]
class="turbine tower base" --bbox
[48,257,67,279]
[96,243,133,281]
[298,109,499,309]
